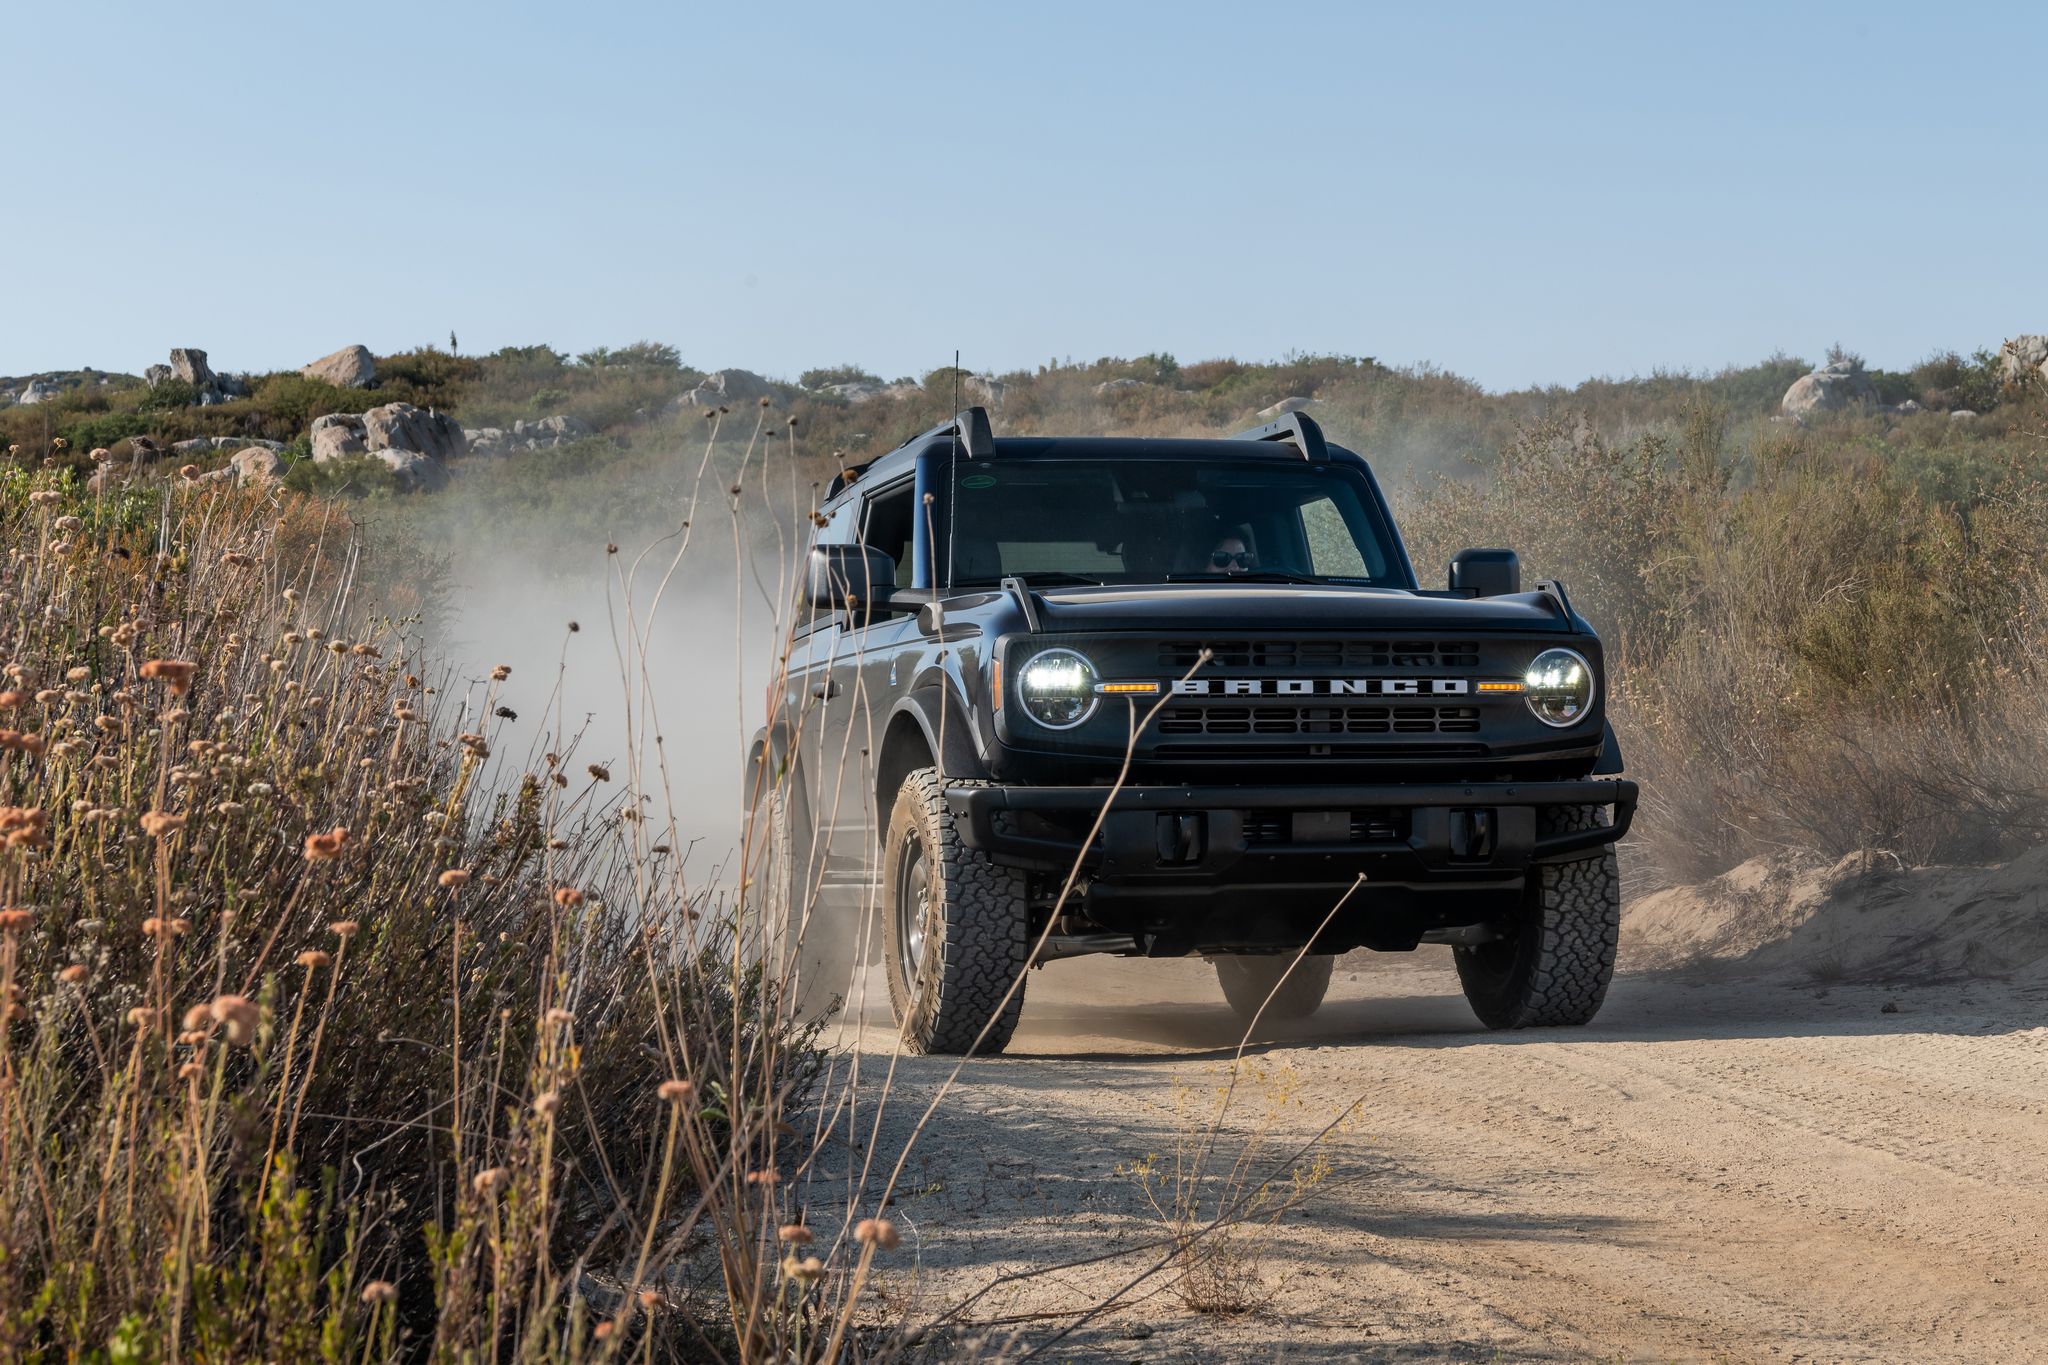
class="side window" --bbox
[860,481,917,582]
[1301,497,1371,577]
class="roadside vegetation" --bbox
[0,470,916,1362]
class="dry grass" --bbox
[0,463,924,1362]
[1126,1063,1346,1317]
[1398,403,2048,885]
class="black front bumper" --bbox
[948,778,1635,884]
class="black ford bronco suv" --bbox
[747,406,1635,1055]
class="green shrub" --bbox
[799,364,879,389]
[137,377,199,411]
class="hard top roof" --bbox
[825,407,1357,504]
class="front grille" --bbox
[1155,703,1482,736]
[1159,639,1481,669]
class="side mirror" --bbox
[807,544,898,613]
[1449,548,1520,597]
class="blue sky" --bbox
[11,1,2042,390]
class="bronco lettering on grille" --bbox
[1170,678,1472,696]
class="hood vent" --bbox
[1158,639,1481,669]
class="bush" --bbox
[576,340,682,370]
[798,365,879,390]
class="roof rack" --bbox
[894,404,994,458]
[1229,409,1329,462]
[825,406,996,500]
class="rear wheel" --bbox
[1215,953,1335,1024]
[1455,805,1619,1029]
[882,769,1028,1055]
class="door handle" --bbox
[809,679,841,700]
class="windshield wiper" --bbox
[1165,570,1328,584]
[956,572,1104,587]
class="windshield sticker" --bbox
[961,473,998,489]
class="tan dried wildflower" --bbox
[472,1167,509,1197]
[657,1078,693,1104]
[782,1254,826,1284]
[57,963,88,984]
[296,949,332,969]
[210,994,260,1045]
[303,827,349,861]
[854,1217,900,1250]
[329,919,360,938]
[552,886,584,910]
[140,811,186,839]
[533,1089,562,1117]
[778,1222,814,1244]
[490,664,511,681]
[0,907,33,932]
[437,869,471,889]
[181,1004,213,1032]
[587,763,611,782]
[140,659,198,697]
[359,1280,397,1305]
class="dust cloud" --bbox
[410,473,794,887]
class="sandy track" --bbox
[813,951,2048,1363]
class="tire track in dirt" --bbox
[832,956,2048,1361]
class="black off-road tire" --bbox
[1454,805,1619,1029]
[766,773,853,1019]
[882,769,1029,1055]
[1214,953,1335,1024]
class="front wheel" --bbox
[1454,806,1620,1029]
[1215,953,1335,1024]
[881,769,1029,1055]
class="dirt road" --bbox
[815,947,2048,1363]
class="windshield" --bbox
[944,458,1408,588]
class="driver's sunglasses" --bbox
[1210,550,1257,568]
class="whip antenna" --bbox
[947,348,961,590]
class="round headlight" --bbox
[1017,647,1099,729]
[1523,647,1595,728]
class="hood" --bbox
[1028,582,1574,633]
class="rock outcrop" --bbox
[18,379,63,406]
[169,348,213,389]
[301,345,376,389]
[309,403,462,489]
[464,414,595,455]
[151,348,247,406]
[230,447,284,484]
[171,436,284,458]
[813,379,918,404]
[310,413,368,463]
[1780,361,1876,419]
[363,402,465,462]
[676,369,773,408]
[1095,378,1150,397]
[1999,335,2048,388]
